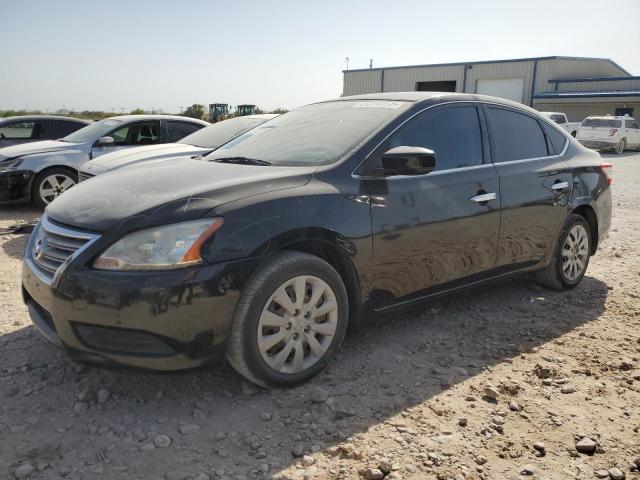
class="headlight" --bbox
[0,157,23,171]
[93,218,224,271]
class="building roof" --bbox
[343,56,632,75]
[534,91,640,99]
[549,76,640,83]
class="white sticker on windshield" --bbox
[354,101,403,109]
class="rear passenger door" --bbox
[484,105,572,269]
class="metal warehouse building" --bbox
[342,56,640,121]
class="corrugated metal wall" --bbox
[555,78,640,92]
[533,100,640,122]
[342,70,382,96]
[342,58,635,108]
[534,59,627,94]
[382,65,465,92]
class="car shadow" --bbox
[0,264,609,478]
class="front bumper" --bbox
[577,140,617,150]
[22,250,261,371]
[0,170,34,203]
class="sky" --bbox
[1,0,639,113]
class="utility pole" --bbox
[369,59,373,69]
[345,57,349,71]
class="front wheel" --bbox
[226,251,349,387]
[32,168,78,208]
[535,214,591,290]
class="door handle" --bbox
[550,181,570,191]
[470,192,497,203]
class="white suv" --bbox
[576,115,640,154]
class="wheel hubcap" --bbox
[561,224,589,281]
[257,275,338,374]
[39,174,75,204]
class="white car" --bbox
[539,112,580,137]
[576,116,640,154]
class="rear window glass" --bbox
[487,107,548,162]
[548,114,565,124]
[581,118,622,128]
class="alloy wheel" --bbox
[39,174,75,204]
[561,224,589,282]
[257,275,338,374]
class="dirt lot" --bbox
[1,153,639,480]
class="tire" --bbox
[226,251,349,387]
[535,214,591,290]
[615,138,626,155]
[32,168,78,209]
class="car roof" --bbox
[103,115,210,125]
[327,91,541,115]
[243,114,279,120]
[0,115,93,124]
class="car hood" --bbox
[46,158,315,233]
[0,140,80,161]
[82,143,208,172]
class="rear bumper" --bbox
[577,140,617,150]
[0,170,34,203]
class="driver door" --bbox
[91,120,160,159]
[364,104,501,309]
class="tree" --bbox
[130,108,145,115]
[183,104,206,120]
[270,108,289,114]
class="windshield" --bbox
[205,100,408,166]
[180,116,269,149]
[581,118,622,128]
[62,118,123,143]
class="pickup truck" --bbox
[539,112,580,137]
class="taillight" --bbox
[609,128,618,136]
[601,162,613,185]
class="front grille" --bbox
[29,215,99,285]
[78,171,95,182]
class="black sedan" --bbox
[22,92,612,386]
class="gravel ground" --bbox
[1,153,639,480]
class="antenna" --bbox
[345,57,350,70]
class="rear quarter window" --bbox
[542,123,568,155]
[486,107,548,162]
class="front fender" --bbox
[18,149,90,173]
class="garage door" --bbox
[476,78,525,103]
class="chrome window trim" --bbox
[26,215,101,288]
[351,100,569,179]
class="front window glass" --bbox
[387,105,483,170]
[205,100,409,166]
[62,118,123,143]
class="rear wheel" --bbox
[536,214,591,290]
[32,168,77,208]
[226,251,348,387]
[615,138,626,154]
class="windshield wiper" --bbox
[213,156,271,166]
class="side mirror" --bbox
[96,136,115,146]
[381,146,436,176]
